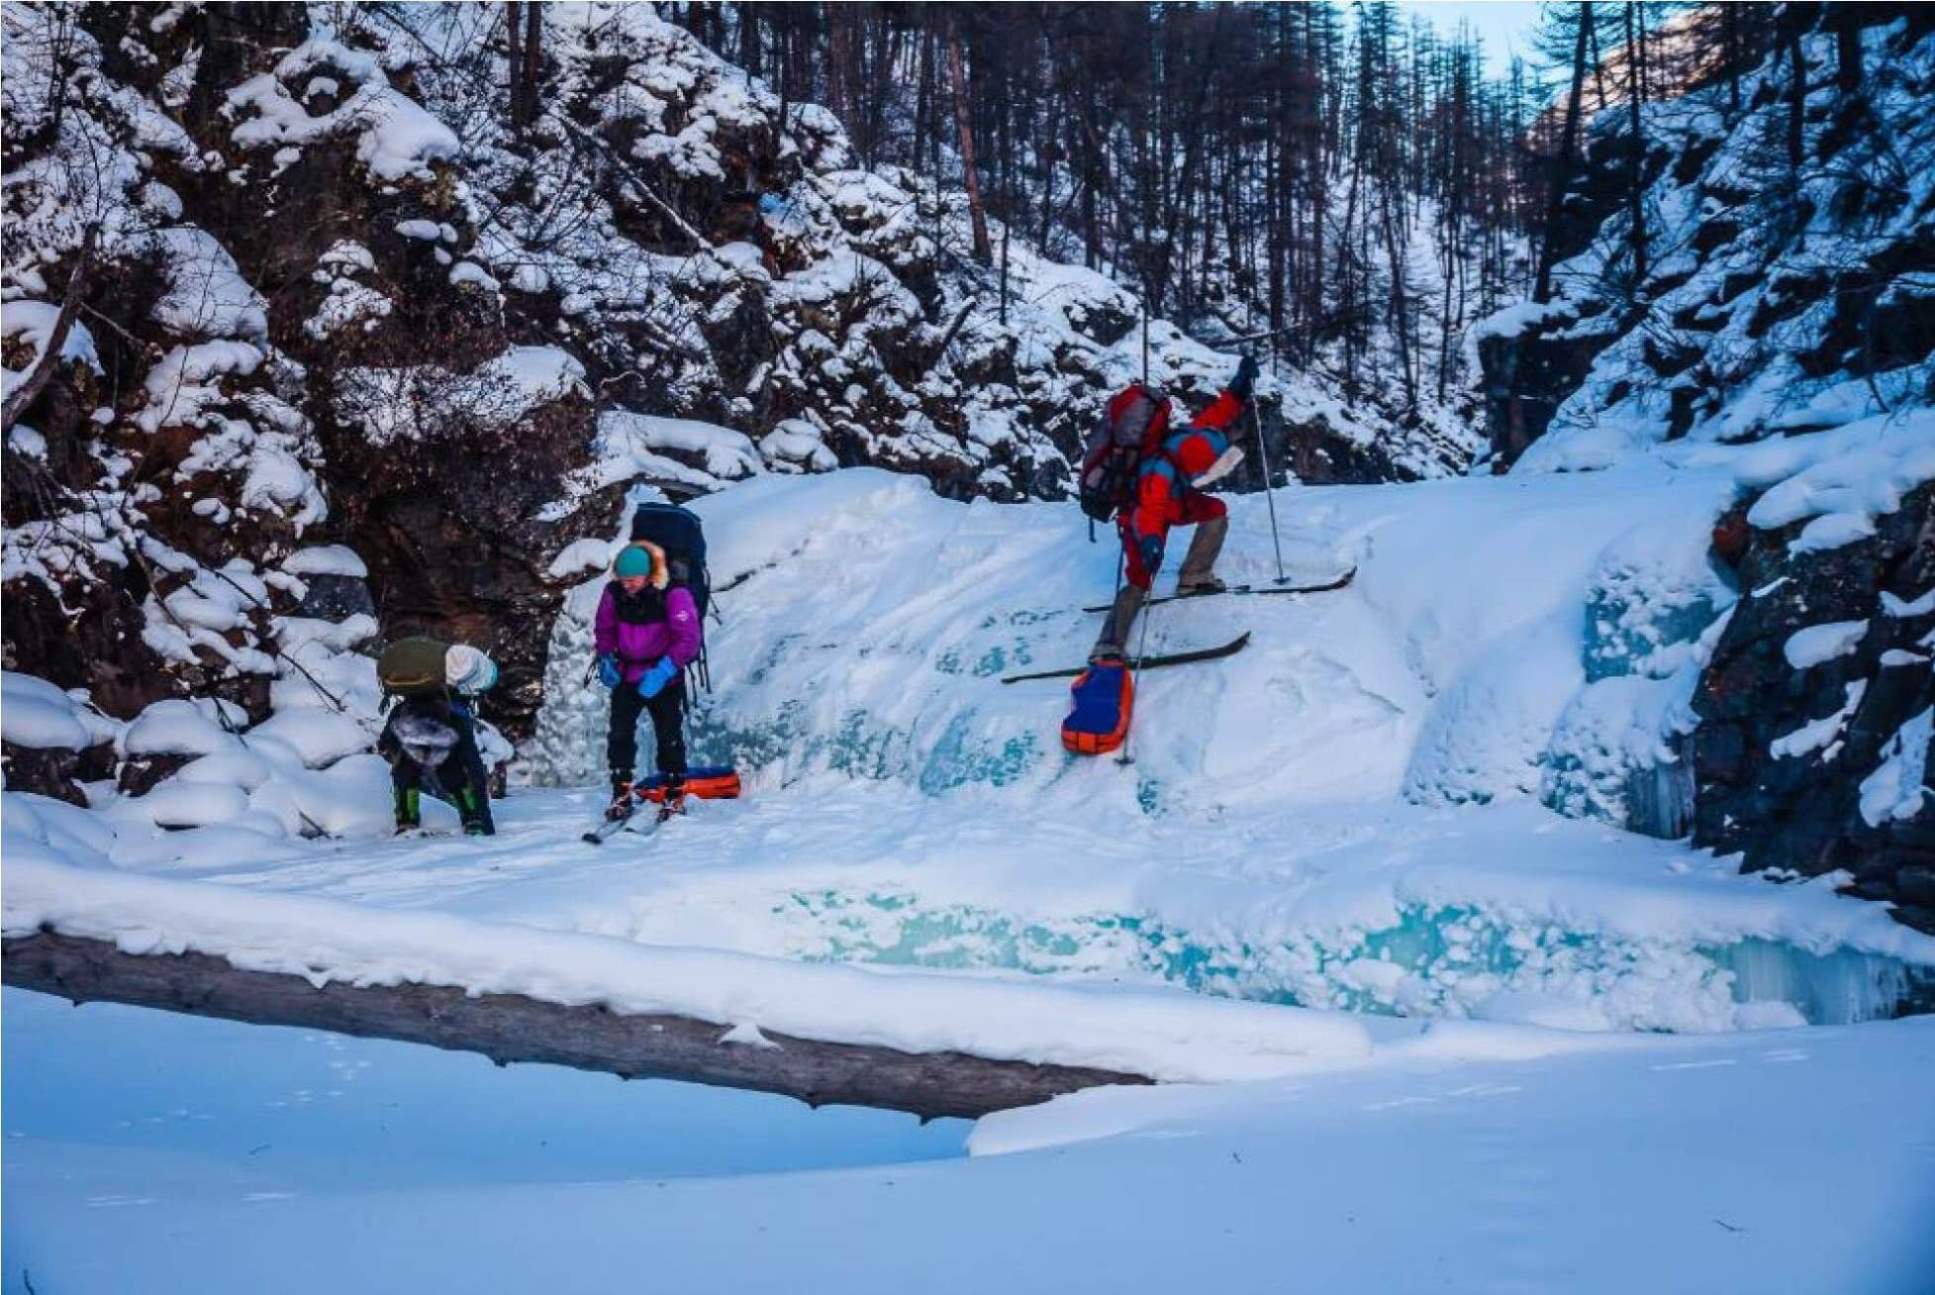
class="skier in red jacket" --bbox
[1092,355,1257,661]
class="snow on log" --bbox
[2,931,1149,1120]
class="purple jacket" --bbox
[594,583,701,681]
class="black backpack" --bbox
[631,501,715,691]
[1076,384,1170,531]
[631,501,710,621]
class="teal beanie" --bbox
[614,546,653,578]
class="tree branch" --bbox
[1,224,98,439]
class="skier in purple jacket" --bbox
[594,540,702,819]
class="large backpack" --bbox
[1076,384,1170,530]
[630,502,710,621]
[377,636,450,699]
[630,500,715,691]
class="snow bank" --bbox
[1,672,119,750]
[1743,410,1935,550]
[2,854,1373,1083]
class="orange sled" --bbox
[634,765,742,803]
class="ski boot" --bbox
[392,786,421,835]
[654,778,688,824]
[606,776,636,822]
[453,785,496,837]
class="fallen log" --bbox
[1,930,1152,1120]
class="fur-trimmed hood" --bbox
[613,540,670,589]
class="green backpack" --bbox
[377,636,449,698]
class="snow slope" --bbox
[10,450,1935,1291]
[16,457,1933,1047]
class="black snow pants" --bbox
[607,676,687,787]
[381,697,495,833]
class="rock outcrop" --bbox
[1476,10,1935,931]
[1695,467,1934,933]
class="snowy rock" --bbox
[119,698,247,759]
[283,545,369,579]
[247,708,373,769]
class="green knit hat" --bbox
[613,546,653,578]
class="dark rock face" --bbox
[323,395,615,739]
[117,752,195,798]
[1476,318,1615,470]
[295,574,377,623]
[1,741,112,806]
[1693,484,1935,933]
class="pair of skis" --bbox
[998,568,1353,684]
[581,801,683,845]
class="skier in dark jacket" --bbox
[377,644,499,836]
[595,540,703,820]
[1091,355,1257,661]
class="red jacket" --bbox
[1127,389,1245,541]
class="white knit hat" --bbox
[445,644,498,694]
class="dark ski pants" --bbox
[391,716,494,833]
[607,677,687,788]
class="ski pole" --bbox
[1250,393,1287,585]
[1117,596,1155,768]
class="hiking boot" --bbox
[606,780,635,821]
[655,781,688,824]
[1177,575,1228,597]
[464,819,495,837]
[392,786,421,834]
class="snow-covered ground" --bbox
[8,450,1935,1288]
[7,988,1931,1293]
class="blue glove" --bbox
[1230,354,1259,402]
[1136,533,1165,579]
[637,656,679,699]
[596,654,621,689]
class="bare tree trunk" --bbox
[521,1,543,130]
[1786,19,1805,173]
[1533,4,1592,304]
[505,0,524,129]
[1,225,96,438]
[948,21,994,265]
[1623,3,1648,288]
[827,3,853,131]
[1833,5,1863,92]
[736,4,760,77]
[3,931,1153,1121]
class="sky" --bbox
[1395,1,1547,77]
